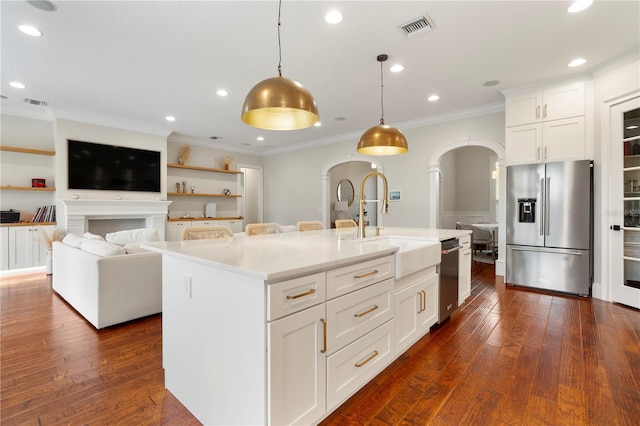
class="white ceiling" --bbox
[2,1,639,155]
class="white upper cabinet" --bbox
[505,81,589,165]
[505,81,586,127]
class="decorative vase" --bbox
[46,248,53,275]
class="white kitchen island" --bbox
[143,227,470,425]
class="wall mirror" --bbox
[337,179,355,206]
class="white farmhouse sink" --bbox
[354,237,441,279]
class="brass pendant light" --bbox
[357,54,408,155]
[241,0,319,131]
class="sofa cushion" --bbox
[105,228,158,245]
[62,233,85,248]
[80,238,127,257]
[123,242,151,254]
[84,232,105,241]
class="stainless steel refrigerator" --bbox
[506,160,593,296]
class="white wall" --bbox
[263,111,506,228]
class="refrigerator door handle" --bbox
[540,177,545,236]
[510,246,583,256]
[545,177,551,235]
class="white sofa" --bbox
[52,239,162,329]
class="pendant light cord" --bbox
[379,58,385,126]
[277,0,282,77]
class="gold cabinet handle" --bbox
[543,104,548,118]
[355,350,379,368]
[320,318,327,354]
[286,288,316,300]
[354,270,378,279]
[354,304,379,318]
[536,105,541,119]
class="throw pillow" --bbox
[123,243,151,254]
[62,233,85,248]
[80,239,126,257]
[84,232,105,241]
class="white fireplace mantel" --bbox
[60,199,172,240]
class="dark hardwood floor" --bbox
[1,262,639,425]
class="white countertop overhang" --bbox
[142,227,470,282]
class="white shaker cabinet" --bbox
[458,234,472,306]
[268,304,326,426]
[7,225,53,270]
[505,81,588,166]
[165,221,191,241]
[218,219,244,233]
[393,267,439,356]
[505,81,585,127]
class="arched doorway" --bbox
[320,155,385,228]
[428,137,506,276]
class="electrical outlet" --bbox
[184,275,192,298]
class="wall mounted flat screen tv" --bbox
[67,139,161,192]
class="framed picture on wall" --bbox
[389,190,401,201]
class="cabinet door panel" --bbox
[505,91,542,127]
[268,304,326,426]
[459,248,472,306]
[9,227,34,269]
[542,116,586,162]
[0,227,9,271]
[394,281,421,355]
[542,82,585,122]
[505,123,543,165]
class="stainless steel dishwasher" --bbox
[438,237,461,323]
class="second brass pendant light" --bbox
[357,54,408,156]
[241,0,319,131]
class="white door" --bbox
[611,95,640,309]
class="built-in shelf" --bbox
[1,186,55,192]
[167,192,241,198]
[167,163,243,175]
[167,217,243,222]
[0,146,55,156]
[0,222,56,227]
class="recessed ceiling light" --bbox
[9,82,26,89]
[335,117,346,121]
[19,25,43,37]
[257,136,264,141]
[483,80,500,87]
[209,136,223,140]
[390,64,404,73]
[165,116,176,122]
[314,121,322,127]
[27,0,57,12]
[568,58,587,67]
[325,10,343,24]
[216,89,228,97]
[567,0,593,13]
[427,94,440,102]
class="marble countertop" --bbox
[142,227,470,282]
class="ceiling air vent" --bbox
[24,98,48,107]
[399,15,435,38]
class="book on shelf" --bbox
[32,205,56,223]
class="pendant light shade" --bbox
[357,124,408,155]
[241,76,319,130]
[357,54,408,155]
[241,0,319,131]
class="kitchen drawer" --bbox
[326,255,394,299]
[326,320,394,411]
[267,272,326,321]
[326,277,393,354]
[459,234,471,248]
